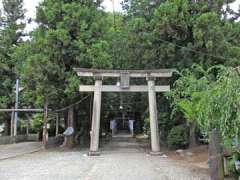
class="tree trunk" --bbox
[42,98,48,149]
[64,111,68,129]
[61,106,75,148]
[26,114,31,136]
[4,117,11,136]
[55,113,59,137]
[189,122,197,148]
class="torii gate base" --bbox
[75,68,174,156]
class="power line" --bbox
[145,37,234,68]
[156,38,231,61]
[54,95,91,112]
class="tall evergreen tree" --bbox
[151,0,240,68]
[18,0,111,111]
[0,0,26,134]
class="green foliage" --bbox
[17,0,112,109]
[143,117,150,136]
[122,0,163,20]
[0,0,26,126]
[225,143,240,178]
[150,0,240,68]
[170,64,240,177]
[3,0,239,114]
[197,67,240,140]
[0,0,239,150]
[167,64,209,124]
[30,114,43,133]
[169,65,240,142]
[167,124,189,149]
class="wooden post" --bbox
[209,129,224,180]
[42,99,48,149]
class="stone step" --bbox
[112,133,132,138]
[106,142,140,149]
[111,137,136,142]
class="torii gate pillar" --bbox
[88,78,102,156]
[148,77,161,155]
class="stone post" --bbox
[147,77,161,155]
[26,114,30,136]
[89,77,102,156]
[10,110,14,137]
[209,129,224,180]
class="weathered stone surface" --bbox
[89,79,102,153]
[209,129,224,180]
[176,149,185,157]
[186,151,193,157]
[148,79,160,153]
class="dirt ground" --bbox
[167,145,209,168]
[0,140,210,180]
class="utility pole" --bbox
[14,78,19,136]
[112,0,116,30]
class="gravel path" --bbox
[0,146,210,180]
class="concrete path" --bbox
[0,142,42,160]
[0,137,210,180]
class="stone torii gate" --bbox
[75,68,174,156]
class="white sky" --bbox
[0,0,239,17]
[0,0,123,17]
[0,0,239,31]
[24,0,124,18]
[22,0,239,17]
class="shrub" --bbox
[143,117,150,136]
[30,114,43,133]
[167,125,189,149]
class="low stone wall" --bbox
[0,136,15,145]
[0,134,64,148]
[27,134,39,141]
[0,134,39,145]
